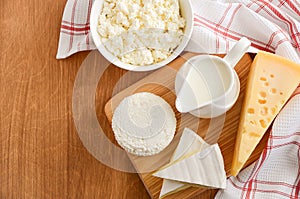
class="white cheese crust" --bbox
[153,144,227,189]
[159,128,210,198]
[112,92,176,156]
[97,0,185,66]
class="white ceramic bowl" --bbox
[90,0,194,72]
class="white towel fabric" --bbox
[56,0,300,198]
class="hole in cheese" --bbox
[270,88,277,94]
[264,82,269,86]
[249,132,260,138]
[280,92,283,95]
[260,77,267,81]
[247,108,255,114]
[250,120,256,125]
[271,107,276,115]
[270,74,275,78]
[258,99,267,104]
[259,91,267,98]
[259,120,267,128]
[260,107,268,116]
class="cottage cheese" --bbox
[112,92,176,156]
[97,0,185,66]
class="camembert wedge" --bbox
[153,144,227,189]
[231,51,300,176]
[158,128,209,198]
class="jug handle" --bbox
[223,37,251,68]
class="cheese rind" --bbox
[159,180,190,199]
[158,128,209,198]
[153,144,227,189]
[231,51,300,176]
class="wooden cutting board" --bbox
[104,52,269,199]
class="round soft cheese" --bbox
[112,92,176,156]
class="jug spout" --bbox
[175,65,212,113]
[175,78,200,113]
[175,97,189,113]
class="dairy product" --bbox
[97,0,185,66]
[158,128,210,198]
[112,92,176,156]
[231,51,300,176]
[153,144,227,189]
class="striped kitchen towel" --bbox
[56,0,300,198]
[56,0,95,58]
[56,0,300,62]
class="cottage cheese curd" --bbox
[97,0,185,66]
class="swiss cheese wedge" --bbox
[231,51,300,176]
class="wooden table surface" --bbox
[0,1,220,198]
[0,1,151,198]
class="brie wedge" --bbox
[158,128,210,198]
[154,143,227,190]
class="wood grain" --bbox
[0,1,149,198]
[0,2,269,199]
[104,53,270,199]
